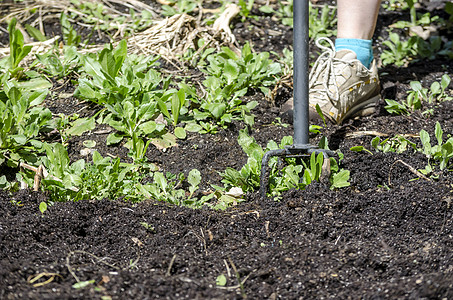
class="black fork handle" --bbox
[293,0,310,146]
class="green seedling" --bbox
[60,13,82,47]
[385,75,452,115]
[0,86,52,168]
[418,122,453,171]
[216,274,227,286]
[39,201,47,214]
[161,0,198,16]
[187,169,201,198]
[72,280,95,289]
[381,33,418,66]
[308,2,337,40]
[140,222,155,233]
[350,146,373,155]
[35,46,80,78]
[238,0,255,21]
[371,135,416,153]
[221,130,349,197]
[6,18,33,78]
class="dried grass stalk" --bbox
[127,4,240,62]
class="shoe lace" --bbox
[308,37,355,105]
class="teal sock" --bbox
[335,38,373,68]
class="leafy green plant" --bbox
[371,135,416,153]
[193,44,280,128]
[74,41,182,145]
[381,0,411,11]
[221,130,348,197]
[308,2,337,40]
[0,85,52,168]
[381,33,418,66]
[5,18,33,78]
[161,0,199,17]
[60,13,82,47]
[260,0,336,37]
[382,19,452,66]
[38,143,148,202]
[418,122,453,171]
[238,0,255,21]
[385,75,452,115]
[35,46,80,78]
[260,0,293,27]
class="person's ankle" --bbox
[335,38,373,68]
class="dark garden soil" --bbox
[1,1,453,299]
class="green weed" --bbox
[221,130,349,197]
[385,75,452,115]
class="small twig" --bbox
[216,274,251,290]
[20,162,79,192]
[66,250,120,283]
[27,272,63,287]
[33,165,43,191]
[223,259,231,278]
[228,256,247,298]
[166,254,177,277]
[264,221,270,238]
[388,159,431,186]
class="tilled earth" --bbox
[1,0,453,299]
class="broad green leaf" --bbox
[113,39,127,76]
[39,202,47,214]
[28,89,49,106]
[331,169,350,189]
[72,280,95,289]
[435,122,443,146]
[25,24,47,42]
[184,122,202,133]
[10,134,27,145]
[350,146,365,152]
[207,103,226,119]
[157,99,171,119]
[441,74,451,91]
[139,120,158,135]
[187,169,201,188]
[151,132,176,150]
[82,140,96,148]
[174,127,186,139]
[82,55,105,82]
[371,136,380,149]
[216,274,227,286]
[63,173,82,187]
[221,47,239,60]
[419,129,431,157]
[106,132,123,145]
[224,60,239,84]
[66,117,95,136]
[154,172,167,191]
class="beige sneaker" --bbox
[309,37,381,124]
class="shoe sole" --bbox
[284,94,380,125]
[337,94,380,124]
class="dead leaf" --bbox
[131,237,143,247]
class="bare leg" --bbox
[337,0,382,40]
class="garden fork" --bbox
[259,0,335,199]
